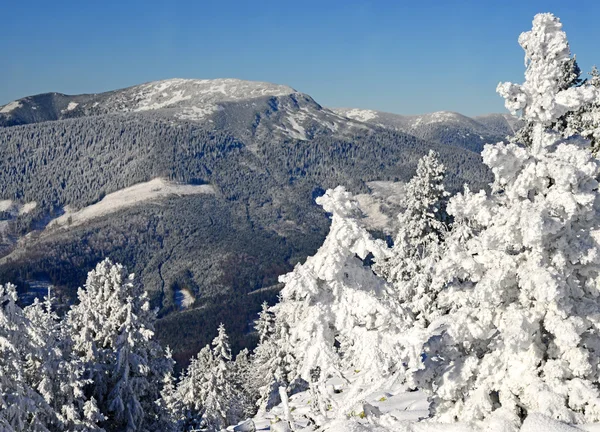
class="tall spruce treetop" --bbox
[407,13,600,426]
[497,13,596,125]
[374,150,449,323]
[498,13,599,150]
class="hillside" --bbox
[332,107,523,152]
[0,79,493,364]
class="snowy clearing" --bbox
[48,178,215,228]
[0,100,22,114]
[0,200,37,215]
[175,104,223,121]
[339,108,379,122]
[173,287,195,309]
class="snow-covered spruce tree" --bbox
[202,324,243,430]
[25,293,103,431]
[251,308,298,412]
[374,150,450,323]
[66,259,173,431]
[250,300,298,411]
[271,186,406,415]
[409,13,600,425]
[176,345,214,431]
[498,13,598,152]
[0,283,56,432]
[157,347,181,431]
[559,65,600,153]
[256,301,275,345]
[231,348,255,418]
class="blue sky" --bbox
[1,0,598,116]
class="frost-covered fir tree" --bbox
[0,283,55,432]
[374,150,450,323]
[231,348,255,418]
[269,186,406,416]
[251,311,298,411]
[202,324,241,430]
[498,13,598,152]
[559,65,600,153]
[157,347,181,430]
[255,301,275,345]
[177,345,214,431]
[25,292,103,431]
[408,13,600,426]
[67,259,173,431]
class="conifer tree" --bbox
[67,259,173,431]
[374,150,450,323]
[407,13,600,425]
[0,283,54,431]
[25,292,102,431]
[177,346,214,431]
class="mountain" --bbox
[0,79,492,365]
[332,108,523,152]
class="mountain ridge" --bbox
[0,78,497,364]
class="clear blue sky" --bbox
[1,0,598,116]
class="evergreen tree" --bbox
[265,186,405,417]
[374,150,450,323]
[67,259,173,431]
[407,13,600,425]
[25,292,102,431]
[255,301,275,345]
[202,324,238,430]
[177,346,214,431]
[0,283,54,431]
[498,13,598,151]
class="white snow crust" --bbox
[0,101,22,113]
[49,178,214,228]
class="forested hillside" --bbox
[0,80,490,365]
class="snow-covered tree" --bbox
[67,259,173,431]
[157,347,181,430]
[255,301,275,345]
[177,345,214,431]
[251,310,298,412]
[202,324,240,430]
[231,348,255,418]
[0,283,54,431]
[407,13,600,426]
[25,292,102,431]
[267,186,406,417]
[498,13,598,151]
[374,150,450,323]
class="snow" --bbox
[122,78,295,113]
[18,202,37,215]
[338,108,379,122]
[173,288,195,309]
[66,102,78,111]
[0,200,13,212]
[0,200,37,215]
[175,104,223,121]
[285,113,307,140]
[0,100,22,114]
[48,178,214,228]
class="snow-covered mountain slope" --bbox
[0,78,294,118]
[0,78,491,368]
[0,78,366,141]
[47,178,215,229]
[332,108,523,152]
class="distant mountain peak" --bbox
[122,78,298,111]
